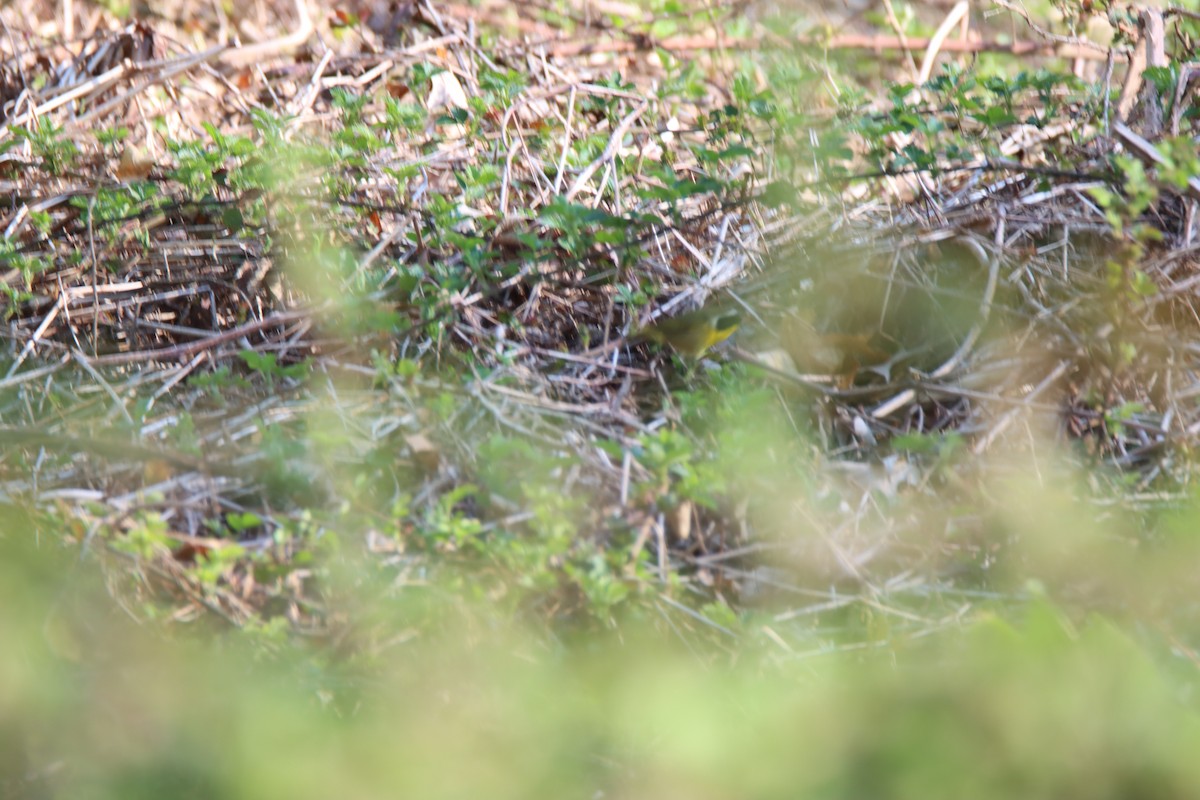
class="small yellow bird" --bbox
[634,308,742,358]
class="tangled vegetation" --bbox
[6,0,1200,796]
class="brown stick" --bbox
[75,310,310,367]
[0,426,250,479]
[522,33,1122,62]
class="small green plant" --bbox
[381,95,425,135]
[699,599,741,632]
[1105,401,1145,439]
[537,199,630,255]
[239,615,292,657]
[418,484,483,552]
[562,547,631,621]
[11,117,79,174]
[0,239,53,287]
[1153,135,1200,193]
[634,427,725,510]
[69,182,161,248]
[893,430,965,480]
[1087,157,1164,307]
[1098,235,1158,309]
[189,365,253,398]
[893,430,964,459]
[331,89,384,166]
[1088,156,1158,237]
[238,350,312,388]
[193,543,248,588]
[29,209,52,236]
[94,0,131,17]
[476,65,527,107]
[0,282,34,316]
[168,121,257,195]
[109,512,173,560]
[94,125,130,149]
[168,412,201,457]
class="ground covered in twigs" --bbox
[4,0,1200,663]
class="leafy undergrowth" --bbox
[5,0,1200,792]
[6,521,1200,798]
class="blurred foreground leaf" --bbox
[3,516,1200,799]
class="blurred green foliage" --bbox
[5,510,1200,798]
